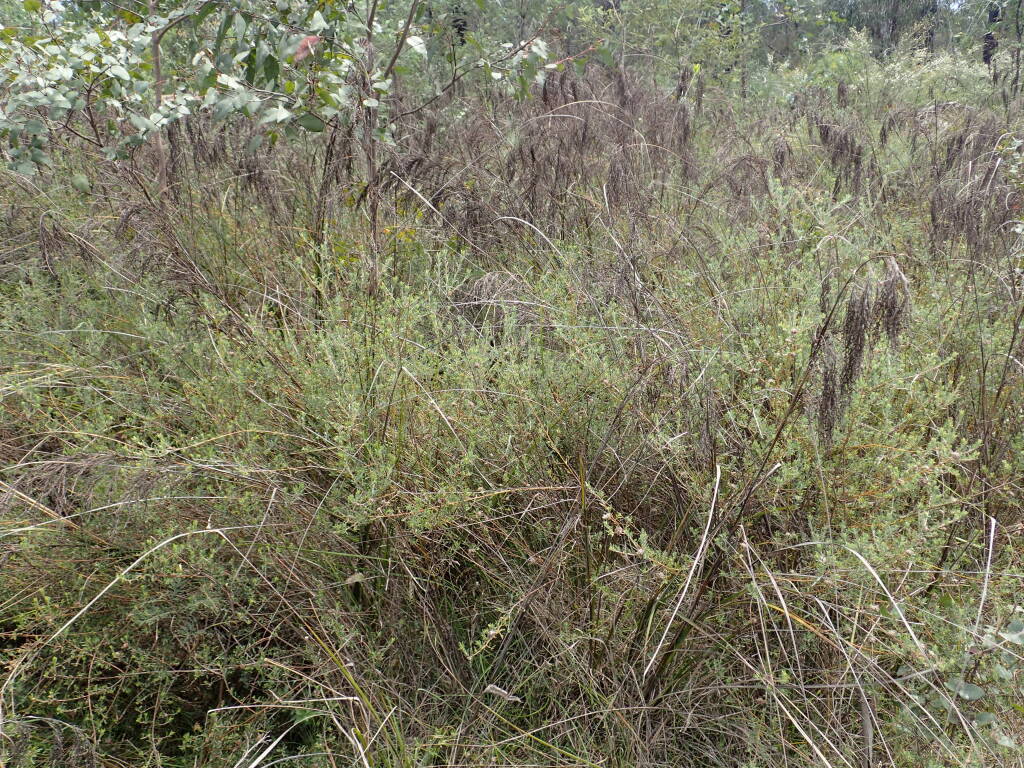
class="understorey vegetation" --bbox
[2,1,1024,766]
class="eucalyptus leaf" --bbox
[260,104,292,123]
[296,112,326,132]
[405,35,427,57]
[309,11,328,32]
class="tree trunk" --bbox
[149,0,168,196]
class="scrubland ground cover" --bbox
[2,2,1024,766]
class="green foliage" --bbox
[0,0,552,172]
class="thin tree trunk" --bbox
[361,0,383,295]
[739,0,748,98]
[149,0,168,195]
[312,126,340,248]
[1014,0,1023,99]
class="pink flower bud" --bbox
[295,35,322,62]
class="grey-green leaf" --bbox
[957,683,986,701]
[993,730,1018,748]
[1000,619,1024,645]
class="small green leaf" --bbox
[23,0,42,12]
[296,113,326,132]
[974,711,998,726]
[217,72,243,90]
[260,104,292,123]
[1000,620,1024,645]
[70,173,91,193]
[959,683,986,701]
[128,113,153,133]
[212,96,236,121]
[595,45,615,68]
[263,55,280,83]
[309,11,328,32]
[993,730,1018,748]
[405,35,427,57]
[194,2,217,26]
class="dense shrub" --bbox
[2,8,1024,767]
